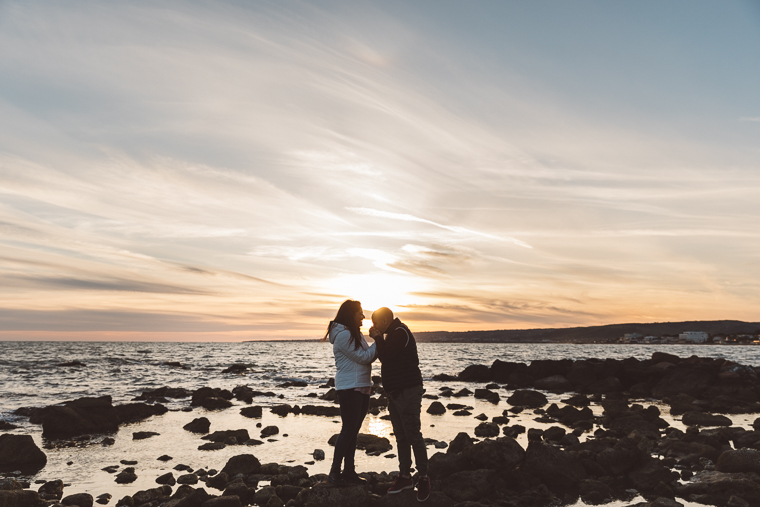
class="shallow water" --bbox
[1,341,756,506]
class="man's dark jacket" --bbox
[375,318,423,394]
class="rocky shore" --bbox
[3,352,760,506]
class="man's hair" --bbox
[371,307,393,323]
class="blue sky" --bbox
[1,1,759,340]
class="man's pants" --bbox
[388,384,428,476]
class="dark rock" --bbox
[156,473,176,486]
[534,375,573,392]
[183,417,211,433]
[452,388,472,397]
[0,490,43,507]
[177,474,198,485]
[460,437,524,471]
[628,458,679,492]
[202,429,250,444]
[221,454,261,477]
[474,413,488,421]
[199,442,226,451]
[115,467,137,484]
[95,493,111,505]
[507,389,547,408]
[62,492,94,507]
[313,449,325,460]
[114,403,168,424]
[38,479,64,501]
[521,440,587,493]
[652,352,682,365]
[503,425,526,438]
[474,422,499,438]
[203,495,243,506]
[579,479,613,505]
[191,387,233,409]
[260,426,279,437]
[222,363,249,374]
[490,360,525,383]
[239,406,262,419]
[542,426,566,442]
[447,432,474,454]
[566,360,600,389]
[38,396,119,439]
[304,483,368,507]
[299,406,341,417]
[132,486,172,506]
[0,422,18,430]
[652,366,716,399]
[588,376,623,394]
[0,434,47,473]
[717,449,760,474]
[452,410,471,416]
[473,389,500,404]
[432,373,458,381]
[207,472,229,491]
[676,470,760,505]
[158,454,173,461]
[457,364,491,382]
[132,431,159,440]
[441,469,496,502]
[327,433,392,454]
[173,487,210,507]
[426,402,446,415]
[682,411,732,427]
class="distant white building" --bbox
[680,331,709,343]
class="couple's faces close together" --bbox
[355,306,390,335]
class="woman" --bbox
[325,299,377,485]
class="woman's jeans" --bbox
[388,384,428,476]
[330,389,370,474]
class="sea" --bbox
[2,341,759,506]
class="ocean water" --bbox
[1,341,759,506]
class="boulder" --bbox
[327,433,392,454]
[491,360,526,384]
[426,402,446,415]
[652,367,716,399]
[240,406,262,419]
[566,360,600,389]
[133,431,159,440]
[628,458,679,491]
[676,470,760,505]
[183,417,211,433]
[115,467,137,484]
[457,364,491,382]
[717,449,760,474]
[533,375,573,392]
[441,469,496,502]
[0,490,44,506]
[507,390,547,408]
[156,473,176,486]
[61,493,94,507]
[260,426,279,437]
[38,396,119,438]
[474,422,499,438]
[304,483,368,507]
[299,406,341,417]
[521,441,587,493]
[447,432,474,454]
[473,389,500,404]
[203,496,243,507]
[587,376,623,394]
[131,486,171,506]
[115,403,168,424]
[0,434,47,473]
[460,437,524,470]
[682,412,732,427]
[221,454,261,477]
[38,479,64,501]
[202,429,250,444]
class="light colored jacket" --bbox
[328,322,377,390]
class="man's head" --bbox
[371,307,394,334]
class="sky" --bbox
[1,0,759,341]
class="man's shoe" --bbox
[387,474,414,494]
[328,471,348,486]
[342,471,367,485]
[416,475,431,502]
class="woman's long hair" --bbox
[323,299,363,350]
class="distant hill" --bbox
[415,320,760,343]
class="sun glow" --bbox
[321,272,424,319]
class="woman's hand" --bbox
[369,326,382,339]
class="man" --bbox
[369,307,430,502]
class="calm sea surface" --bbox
[1,341,759,507]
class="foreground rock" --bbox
[0,434,47,473]
[27,396,167,439]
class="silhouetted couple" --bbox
[324,300,430,502]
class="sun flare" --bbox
[322,272,423,321]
